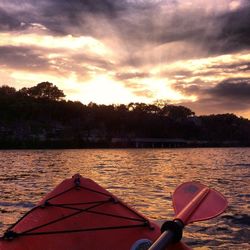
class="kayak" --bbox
[0,174,190,250]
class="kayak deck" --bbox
[0,174,189,250]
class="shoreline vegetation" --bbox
[1,82,250,149]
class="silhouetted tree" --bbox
[0,85,16,96]
[161,105,195,120]
[0,83,250,148]
[20,82,65,100]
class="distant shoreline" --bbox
[0,139,249,150]
[1,86,250,149]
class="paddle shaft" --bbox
[175,187,210,224]
[149,187,214,250]
[148,230,174,250]
[149,182,227,250]
[148,189,209,250]
[148,220,184,250]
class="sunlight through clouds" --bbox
[72,75,148,105]
[0,0,250,116]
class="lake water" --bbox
[0,148,249,249]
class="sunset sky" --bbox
[0,0,250,117]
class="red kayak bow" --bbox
[0,175,227,250]
[0,174,186,250]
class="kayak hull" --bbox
[0,174,190,250]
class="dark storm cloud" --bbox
[180,96,250,115]
[176,78,250,100]
[2,0,130,35]
[214,5,250,54]
[37,0,166,42]
[0,46,50,70]
[113,1,250,56]
[176,78,250,114]
[144,3,250,57]
[0,7,22,31]
[208,78,250,100]
[43,0,127,17]
[1,0,250,57]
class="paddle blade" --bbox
[173,182,227,224]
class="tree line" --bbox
[0,82,250,148]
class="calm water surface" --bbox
[0,148,249,249]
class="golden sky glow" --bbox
[0,32,111,56]
[0,0,250,117]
